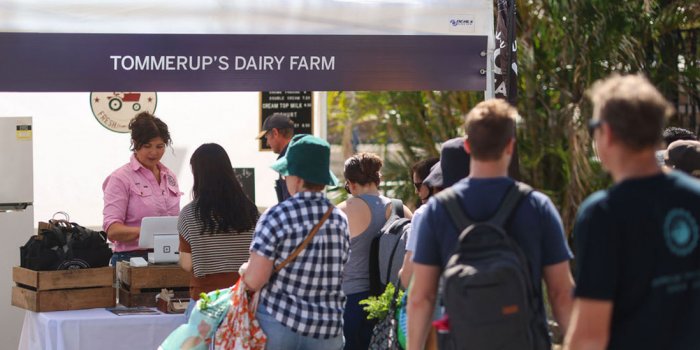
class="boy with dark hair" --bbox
[666,140,700,179]
[663,126,697,147]
[565,74,700,349]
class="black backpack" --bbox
[369,199,411,296]
[20,220,113,270]
[434,182,549,350]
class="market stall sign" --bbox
[0,33,487,92]
[260,91,313,151]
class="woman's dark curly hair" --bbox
[129,112,171,151]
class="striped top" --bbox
[177,201,252,278]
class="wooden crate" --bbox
[12,266,116,312]
[117,261,190,307]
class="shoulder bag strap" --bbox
[273,205,335,274]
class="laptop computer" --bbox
[138,216,179,264]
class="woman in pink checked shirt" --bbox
[102,112,182,266]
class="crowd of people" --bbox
[102,73,700,350]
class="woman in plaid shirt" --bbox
[243,135,350,350]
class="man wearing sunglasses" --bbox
[565,75,700,350]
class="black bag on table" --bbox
[20,218,113,270]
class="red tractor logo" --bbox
[90,91,157,133]
[109,92,142,112]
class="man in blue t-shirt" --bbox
[408,99,574,350]
[565,75,700,350]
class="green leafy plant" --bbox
[359,283,404,320]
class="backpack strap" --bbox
[489,182,533,228]
[435,187,474,231]
[390,199,404,218]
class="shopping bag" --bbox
[159,287,233,350]
[368,283,402,350]
[215,278,267,350]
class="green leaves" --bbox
[359,283,404,321]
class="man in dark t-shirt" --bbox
[565,74,700,350]
[408,99,575,350]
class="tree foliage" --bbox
[517,0,699,230]
[328,0,699,231]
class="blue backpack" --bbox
[434,182,550,350]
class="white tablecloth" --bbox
[18,308,186,350]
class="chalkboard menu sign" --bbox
[233,168,255,204]
[260,91,313,151]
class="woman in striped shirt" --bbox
[178,143,259,308]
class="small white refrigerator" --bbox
[0,116,34,349]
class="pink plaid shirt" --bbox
[102,154,182,252]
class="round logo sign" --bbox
[90,92,157,133]
[663,208,699,257]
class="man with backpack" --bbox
[564,75,700,349]
[407,99,574,350]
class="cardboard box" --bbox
[12,266,115,312]
[117,261,190,307]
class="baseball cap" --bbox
[423,162,442,188]
[665,140,700,178]
[270,134,339,186]
[423,137,471,188]
[256,113,294,139]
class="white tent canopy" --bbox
[0,0,493,36]
[0,1,495,348]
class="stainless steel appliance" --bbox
[0,116,34,349]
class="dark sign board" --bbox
[0,33,488,92]
[260,91,313,151]
[233,168,255,204]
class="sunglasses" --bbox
[588,119,603,136]
[413,182,422,190]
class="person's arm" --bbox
[399,251,413,289]
[565,192,616,350]
[106,222,140,242]
[103,175,140,242]
[178,235,192,272]
[403,205,413,219]
[407,263,440,350]
[563,298,613,350]
[543,260,574,333]
[242,252,274,291]
[179,251,192,272]
[400,208,425,289]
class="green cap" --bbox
[271,134,338,186]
